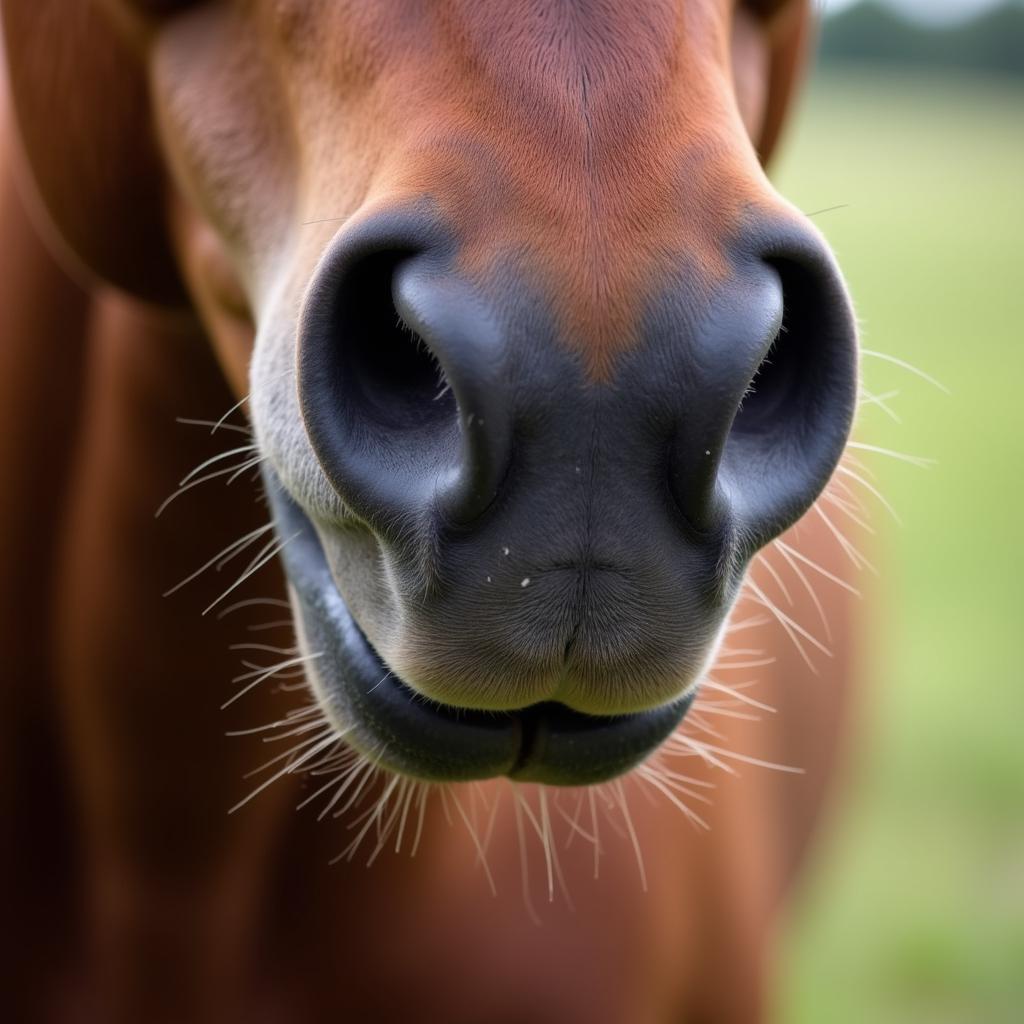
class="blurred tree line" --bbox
[820,1,1024,77]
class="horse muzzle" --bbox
[255,203,856,784]
[267,473,696,785]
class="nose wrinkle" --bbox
[564,398,605,676]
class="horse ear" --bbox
[1,1,185,304]
[757,0,814,165]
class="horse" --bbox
[0,1,864,1021]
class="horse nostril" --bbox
[297,214,510,541]
[339,251,458,432]
[730,284,795,437]
[716,232,859,556]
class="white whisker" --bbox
[179,443,259,487]
[156,456,261,517]
[858,387,902,423]
[229,642,298,656]
[331,757,381,819]
[837,464,902,526]
[226,704,322,737]
[336,772,402,864]
[229,729,340,814]
[724,613,772,634]
[242,723,338,777]
[176,416,252,436]
[667,734,802,775]
[556,791,597,850]
[203,531,299,616]
[226,454,267,485]
[771,539,834,642]
[635,765,710,830]
[512,788,542,926]
[294,753,364,813]
[163,523,274,597]
[246,619,295,632]
[745,578,831,669]
[394,779,421,854]
[754,549,793,605]
[772,538,861,596]
[211,393,251,435]
[609,778,647,891]
[410,783,430,857]
[814,503,876,575]
[860,348,949,394]
[450,786,497,895]
[689,701,760,722]
[222,652,322,709]
[217,596,291,618]
[712,656,775,670]
[700,678,776,713]
[588,788,602,879]
[845,441,935,469]
[366,778,415,866]
[824,491,875,534]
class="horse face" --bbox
[138,0,855,783]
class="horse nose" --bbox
[665,218,858,553]
[297,210,857,556]
[297,212,513,538]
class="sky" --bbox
[821,0,1014,25]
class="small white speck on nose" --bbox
[704,450,711,456]
[502,546,510,556]
[520,577,531,588]
[486,575,492,582]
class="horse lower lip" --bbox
[263,470,695,785]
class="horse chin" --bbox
[264,469,696,787]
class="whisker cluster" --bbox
[170,339,938,910]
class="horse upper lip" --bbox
[263,468,695,784]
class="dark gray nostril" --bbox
[666,270,784,535]
[297,212,511,543]
[339,252,457,433]
[391,266,511,526]
[719,230,858,554]
[669,220,858,555]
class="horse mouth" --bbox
[263,470,695,786]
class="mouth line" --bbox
[263,468,696,785]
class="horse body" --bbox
[2,3,859,1021]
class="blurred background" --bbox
[770,2,1023,1022]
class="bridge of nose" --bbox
[404,240,780,524]
[387,150,761,384]
[423,300,715,582]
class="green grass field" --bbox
[770,68,1024,1024]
